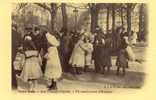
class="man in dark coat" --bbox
[12,24,22,90]
[92,27,105,73]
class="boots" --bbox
[48,79,57,90]
[52,81,57,90]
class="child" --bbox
[116,49,128,76]
[19,36,43,90]
[44,32,62,90]
[69,35,87,74]
[116,36,129,76]
[84,37,93,72]
[13,47,25,76]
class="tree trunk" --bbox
[91,12,98,33]
[90,4,99,33]
[61,3,68,31]
[106,6,110,33]
[120,7,124,27]
[139,4,143,41]
[127,4,132,37]
[112,5,116,34]
[50,13,55,32]
[143,4,148,41]
[50,3,58,33]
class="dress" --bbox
[84,43,93,66]
[44,33,62,79]
[69,40,86,68]
[20,50,43,82]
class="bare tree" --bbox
[106,5,110,33]
[88,3,100,33]
[111,4,116,34]
[35,3,59,32]
[139,3,148,41]
[126,3,136,36]
[61,3,68,31]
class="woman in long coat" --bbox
[44,32,62,90]
[93,33,105,73]
[101,33,112,73]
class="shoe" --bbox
[51,82,57,90]
[47,84,53,90]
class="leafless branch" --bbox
[35,3,51,12]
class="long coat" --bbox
[93,35,105,71]
[44,33,62,80]
[102,37,112,67]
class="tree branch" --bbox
[35,3,51,12]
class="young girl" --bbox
[44,32,62,90]
[116,36,129,76]
[69,35,87,74]
[84,37,93,72]
[20,36,43,90]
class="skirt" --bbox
[44,48,62,79]
[20,57,43,82]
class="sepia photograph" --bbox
[11,3,148,92]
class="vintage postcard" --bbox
[0,0,156,99]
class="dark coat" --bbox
[116,49,128,67]
[93,34,106,71]
[116,35,129,68]
[12,29,22,89]
[102,37,112,67]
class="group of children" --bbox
[69,27,137,76]
[69,35,93,74]
[14,29,62,91]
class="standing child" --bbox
[84,37,93,72]
[69,35,87,74]
[116,36,129,76]
[20,36,43,90]
[44,32,62,90]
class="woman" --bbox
[102,33,112,73]
[44,31,62,90]
[93,32,105,73]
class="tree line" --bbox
[15,3,148,41]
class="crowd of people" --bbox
[12,24,137,91]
